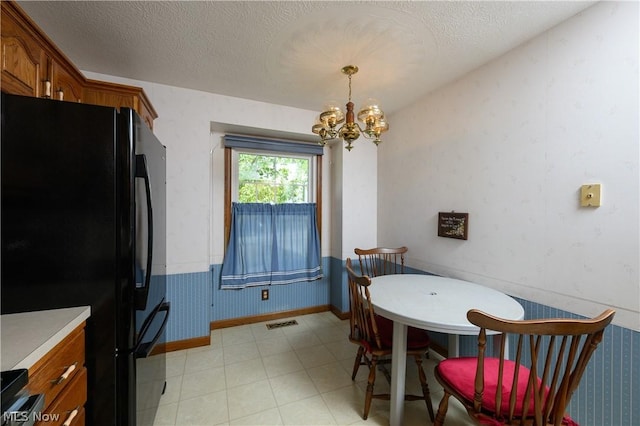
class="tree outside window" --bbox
[237,153,309,203]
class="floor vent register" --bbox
[266,320,298,330]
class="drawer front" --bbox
[36,367,87,426]
[27,325,85,411]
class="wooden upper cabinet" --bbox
[1,1,157,129]
[1,2,47,97]
[51,59,84,102]
[84,80,158,130]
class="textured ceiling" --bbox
[18,1,596,115]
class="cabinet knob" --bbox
[63,407,80,426]
[43,80,52,98]
[51,362,77,385]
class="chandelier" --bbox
[312,65,389,151]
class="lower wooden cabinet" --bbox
[38,368,87,426]
[27,323,87,426]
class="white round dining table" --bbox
[368,274,524,426]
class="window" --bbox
[224,135,323,245]
[233,151,315,204]
[221,135,323,289]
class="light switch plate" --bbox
[580,184,601,207]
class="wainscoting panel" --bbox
[209,259,331,322]
[165,270,210,342]
[331,257,348,313]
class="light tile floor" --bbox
[152,312,474,426]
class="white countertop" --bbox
[1,306,91,371]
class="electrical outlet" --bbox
[261,289,269,300]
[580,183,602,207]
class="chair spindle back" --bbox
[346,258,382,350]
[354,246,407,277]
[469,308,615,425]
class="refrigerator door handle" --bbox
[134,154,153,310]
[134,300,170,359]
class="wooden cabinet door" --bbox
[51,60,83,102]
[1,3,46,97]
[84,80,158,130]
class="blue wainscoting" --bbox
[165,270,210,342]
[164,260,332,343]
[163,257,638,425]
[331,256,349,313]
[209,259,331,321]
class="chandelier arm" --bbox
[337,121,366,132]
[350,122,365,134]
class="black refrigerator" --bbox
[1,93,170,425]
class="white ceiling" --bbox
[18,1,596,115]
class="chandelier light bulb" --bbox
[373,118,389,133]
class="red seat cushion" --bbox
[436,357,580,425]
[436,357,541,416]
[375,314,431,349]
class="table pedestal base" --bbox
[389,321,407,426]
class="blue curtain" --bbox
[221,203,322,289]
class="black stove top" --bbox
[1,369,28,410]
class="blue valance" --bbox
[223,134,324,156]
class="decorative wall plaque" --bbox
[437,212,468,240]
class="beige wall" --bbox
[378,1,639,330]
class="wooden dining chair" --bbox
[354,246,408,277]
[433,308,615,426]
[350,246,430,388]
[346,258,435,421]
